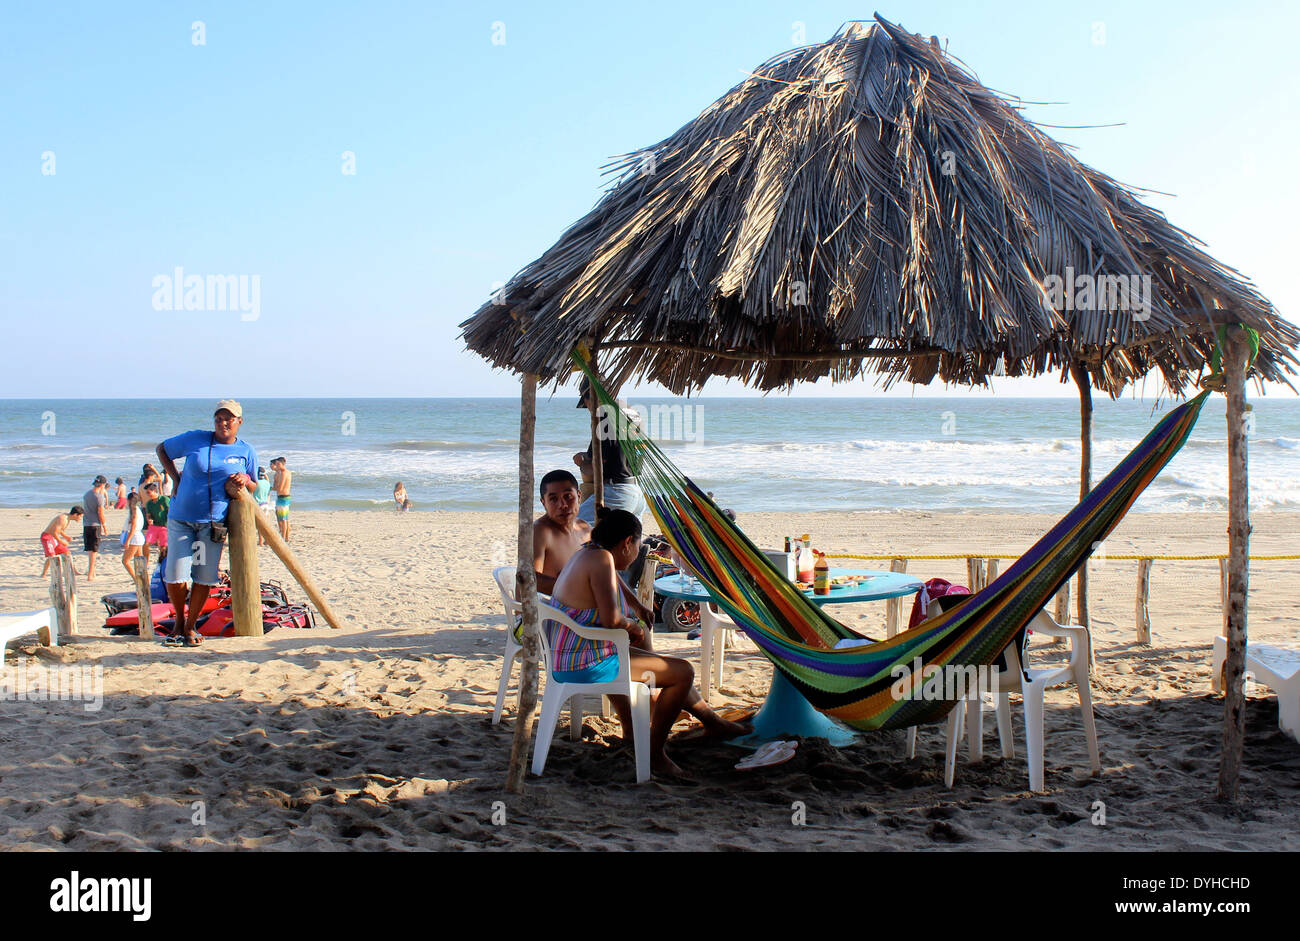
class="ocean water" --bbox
[2,396,1298,515]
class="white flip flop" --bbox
[735,740,798,770]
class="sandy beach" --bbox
[1,505,1297,851]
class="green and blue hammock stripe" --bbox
[573,352,1208,731]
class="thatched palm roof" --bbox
[462,16,1297,395]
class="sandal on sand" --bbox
[182,633,203,647]
[160,634,184,648]
[735,740,798,771]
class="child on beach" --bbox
[393,481,411,511]
[121,492,146,578]
[143,481,169,562]
[113,478,127,509]
[39,506,83,577]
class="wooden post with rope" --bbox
[507,374,542,793]
[885,557,907,637]
[1135,557,1153,645]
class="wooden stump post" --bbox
[48,558,69,644]
[507,374,542,794]
[60,554,78,637]
[227,492,263,637]
[1218,328,1252,803]
[966,557,986,593]
[985,557,999,585]
[886,557,907,637]
[1135,558,1153,645]
[132,554,154,641]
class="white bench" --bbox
[1212,637,1300,744]
[0,609,58,665]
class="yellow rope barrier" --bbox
[826,553,1300,562]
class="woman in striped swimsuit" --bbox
[548,508,746,778]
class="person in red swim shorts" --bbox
[40,506,83,577]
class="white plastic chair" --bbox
[493,566,611,726]
[904,609,1100,791]
[490,566,525,725]
[0,608,57,664]
[531,600,651,783]
[1212,636,1300,743]
[699,604,739,701]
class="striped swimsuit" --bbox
[545,602,619,682]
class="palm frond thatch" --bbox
[461,16,1297,395]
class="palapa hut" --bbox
[462,17,1298,798]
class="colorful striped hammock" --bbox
[574,353,1209,731]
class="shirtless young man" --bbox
[532,469,654,647]
[40,506,83,577]
[271,457,292,542]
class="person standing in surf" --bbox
[271,456,292,543]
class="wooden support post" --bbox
[1218,328,1252,803]
[587,351,605,513]
[227,491,263,636]
[132,554,154,641]
[507,374,542,794]
[235,491,343,630]
[1135,558,1153,645]
[966,557,986,593]
[985,557,999,585]
[1072,360,1093,630]
[886,557,907,637]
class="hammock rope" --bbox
[573,352,1209,731]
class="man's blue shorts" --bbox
[163,520,224,587]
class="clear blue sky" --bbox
[3,0,1296,398]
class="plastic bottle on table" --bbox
[814,552,830,595]
[798,534,815,584]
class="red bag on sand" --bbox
[104,595,224,627]
[152,605,275,637]
[105,603,175,627]
[908,578,970,629]
[263,605,315,630]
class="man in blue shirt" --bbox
[155,400,258,646]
